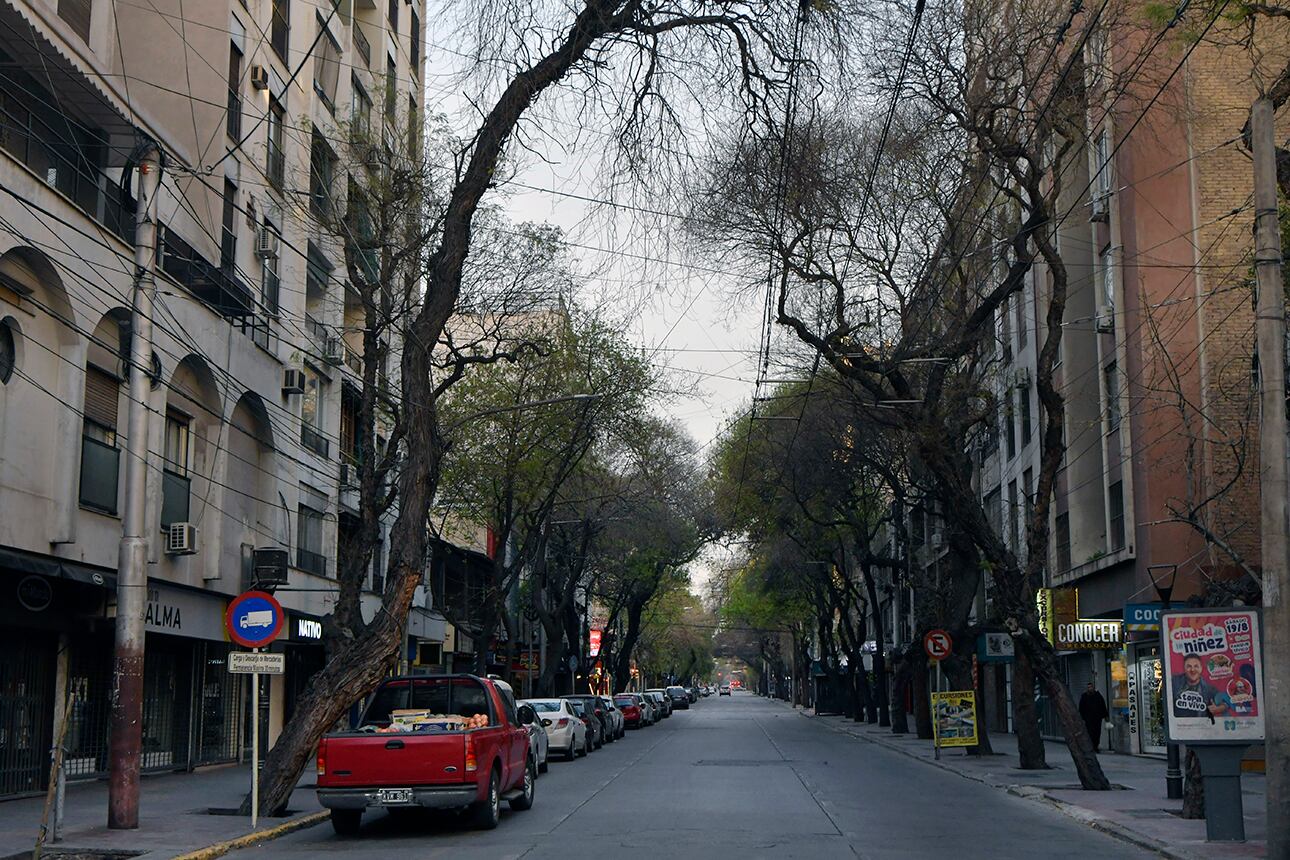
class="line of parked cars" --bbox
[316,674,708,837]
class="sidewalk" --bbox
[0,765,324,860]
[794,705,1267,860]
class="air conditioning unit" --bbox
[1089,194,1109,223]
[322,335,344,365]
[251,547,289,589]
[249,65,269,91]
[930,529,944,548]
[166,522,198,555]
[282,368,306,395]
[1095,305,1115,333]
[1013,367,1031,388]
[255,226,279,260]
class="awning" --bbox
[0,546,113,587]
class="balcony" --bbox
[160,228,253,318]
[297,547,328,577]
[161,469,190,527]
[78,436,120,514]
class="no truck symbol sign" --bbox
[924,629,952,661]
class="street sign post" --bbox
[224,591,285,829]
[229,652,285,674]
[923,630,952,759]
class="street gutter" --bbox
[168,811,328,860]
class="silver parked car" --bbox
[597,696,626,739]
[521,698,587,760]
[516,702,549,773]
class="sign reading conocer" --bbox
[1054,619,1122,650]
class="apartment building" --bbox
[975,25,1288,756]
[0,0,441,797]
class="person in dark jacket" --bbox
[1078,681,1110,751]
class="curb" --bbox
[168,810,328,860]
[790,706,1204,860]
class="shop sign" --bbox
[1161,609,1264,743]
[977,631,1015,662]
[1125,602,1164,632]
[1126,657,1139,740]
[1055,619,1122,650]
[589,629,602,657]
[17,575,53,612]
[932,690,978,748]
[228,651,285,674]
[295,617,323,640]
[139,584,228,640]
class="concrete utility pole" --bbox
[108,143,162,830]
[1251,97,1289,859]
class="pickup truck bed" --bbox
[316,675,535,835]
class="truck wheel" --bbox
[470,769,501,830]
[330,809,362,837]
[509,759,536,811]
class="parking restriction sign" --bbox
[924,629,952,661]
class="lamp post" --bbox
[1149,563,1182,800]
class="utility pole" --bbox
[108,143,161,830]
[1252,96,1289,859]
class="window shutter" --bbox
[83,365,119,430]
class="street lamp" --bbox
[1149,563,1182,800]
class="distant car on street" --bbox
[666,685,690,710]
[644,690,672,717]
[565,695,617,744]
[719,684,731,696]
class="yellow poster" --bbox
[932,690,979,747]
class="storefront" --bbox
[1034,588,1124,743]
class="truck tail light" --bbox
[464,732,478,772]
[316,742,326,777]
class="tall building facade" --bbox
[0,0,440,797]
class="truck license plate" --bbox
[377,788,413,804]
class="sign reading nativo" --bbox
[228,651,285,674]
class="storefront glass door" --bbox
[1135,646,1167,754]
[0,632,54,796]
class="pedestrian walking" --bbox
[1078,681,1109,752]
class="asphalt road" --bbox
[229,692,1156,859]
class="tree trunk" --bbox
[1029,639,1111,790]
[873,652,890,727]
[913,655,933,740]
[1011,646,1047,769]
[1182,748,1205,818]
[944,656,991,755]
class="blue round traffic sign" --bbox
[225,590,285,648]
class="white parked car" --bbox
[520,698,587,760]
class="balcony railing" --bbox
[161,469,190,527]
[78,436,120,514]
[297,547,328,577]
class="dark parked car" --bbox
[665,685,690,710]
[564,698,604,749]
[565,695,615,744]
[644,690,671,717]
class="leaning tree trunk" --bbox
[1182,748,1205,817]
[890,650,910,734]
[913,654,933,740]
[1027,636,1111,790]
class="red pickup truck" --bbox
[316,674,536,835]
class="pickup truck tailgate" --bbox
[320,733,467,787]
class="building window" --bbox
[1093,129,1112,202]
[58,0,92,42]
[385,54,397,119]
[387,0,398,35]
[354,25,371,68]
[1019,385,1032,447]
[220,179,237,269]
[227,41,243,140]
[1100,245,1115,310]
[300,367,329,457]
[1001,296,1012,363]
[313,15,342,112]
[161,410,191,527]
[351,76,372,140]
[1015,288,1027,349]
[1104,361,1120,431]
[309,130,335,217]
[340,384,360,465]
[1055,512,1072,574]
[270,0,289,62]
[984,486,1002,540]
[261,221,280,314]
[1007,479,1019,550]
[408,95,418,157]
[0,319,14,384]
[1005,394,1017,460]
[267,95,286,190]
[410,9,420,73]
[79,364,120,513]
[297,504,327,576]
[1108,480,1125,551]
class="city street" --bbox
[230,693,1156,859]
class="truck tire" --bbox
[330,809,362,837]
[509,759,536,811]
[470,769,501,830]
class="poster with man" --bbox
[1160,609,1264,743]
